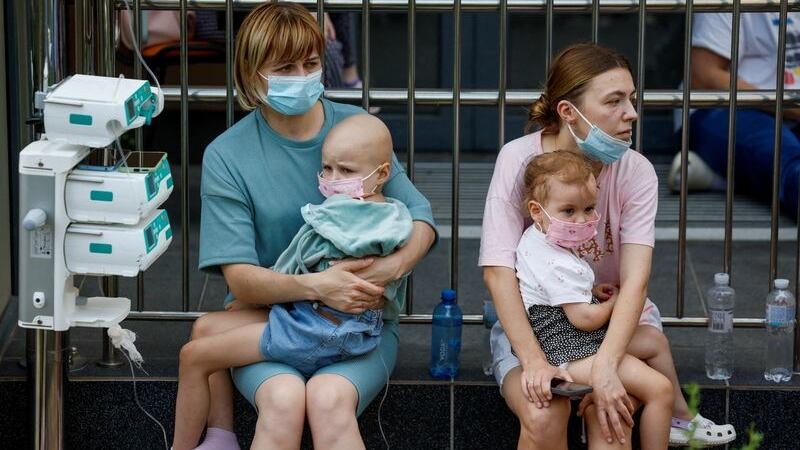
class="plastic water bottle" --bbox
[705,273,735,380]
[482,299,498,376]
[429,289,462,379]
[764,279,796,383]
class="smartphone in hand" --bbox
[550,379,593,399]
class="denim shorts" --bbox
[260,301,383,377]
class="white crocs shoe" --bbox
[669,414,737,447]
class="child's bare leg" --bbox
[173,319,267,450]
[566,358,632,450]
[191,309,269,432]
[627,325,692,419]
[570,355,672,450]
[617,355,672,450]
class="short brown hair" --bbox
[523,150,595,208]
[527,43,633,133]
[234,2,325,110]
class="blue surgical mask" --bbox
[566,102,632,164]
[259,70,324,116]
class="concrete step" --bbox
[2,378,799,449]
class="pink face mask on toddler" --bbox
[535,203,600,249]
[317,163,387,199]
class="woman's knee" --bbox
[254,375,307,425]
[517,399,571,442]
[305,375,358,424]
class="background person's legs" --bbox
[690,108,800,217]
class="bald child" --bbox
[318,114,394,202]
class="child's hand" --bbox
[592,283,619,301]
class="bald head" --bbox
[323,114,393,167]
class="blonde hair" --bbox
[234,2,325,110]
[526,43,632,134]
[523,150,595,208]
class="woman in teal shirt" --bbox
[194,3,436,449]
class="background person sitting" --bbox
[676,12,800,216]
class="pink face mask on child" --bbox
[536,203,600,249]
[317,163,387,199]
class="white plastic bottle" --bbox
[705,273,734,380]
[764,278,796,383]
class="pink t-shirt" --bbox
[479,131,661,327]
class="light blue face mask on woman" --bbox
[566,102,632,164]
[259,70,324,116]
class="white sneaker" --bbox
[667,150,721,193]
[669,414,737,447]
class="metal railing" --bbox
[16,2,797,339]
[97,0,799,335]
[14,0,800,446]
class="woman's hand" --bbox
[352,254,404,287]
[592,283,619,301]
[520,359,574,408]
[588,357,635,444]
[310,258,385,314]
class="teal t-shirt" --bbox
[198,99,436,319]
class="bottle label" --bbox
[709,310,733,333]
[767,305,796,327]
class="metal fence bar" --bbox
[723,0,741,275]
[362,0,370,110]
[499,0,507,149]
[97,0,124,368]
[634,0,645,152]
[591,0,599,42]
[406,0,417,316]
[124,309,770,327]
[134,0,145,312]
[158,86,800,106]
[451,0,462,290]
[769,1,788,286]
[115,0,800,13]
[676,0,693,319]
[180,0,190,312]
[545,0,553,71]
[226,0,234,128]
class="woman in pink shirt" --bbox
[480,43,734,448]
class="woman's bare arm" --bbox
[484,266,572,407]
[589,243,652,443]
[222,259,385,314]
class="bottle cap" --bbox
[441,289,457,303]
[714,273,729,286]
[774,279,789,290]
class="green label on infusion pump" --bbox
[90,190,113,202]
[144,156,172,201]
[124,82,153,125]
[144,210,171,254]
[69,114,93,126]
[89,243,112,254]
